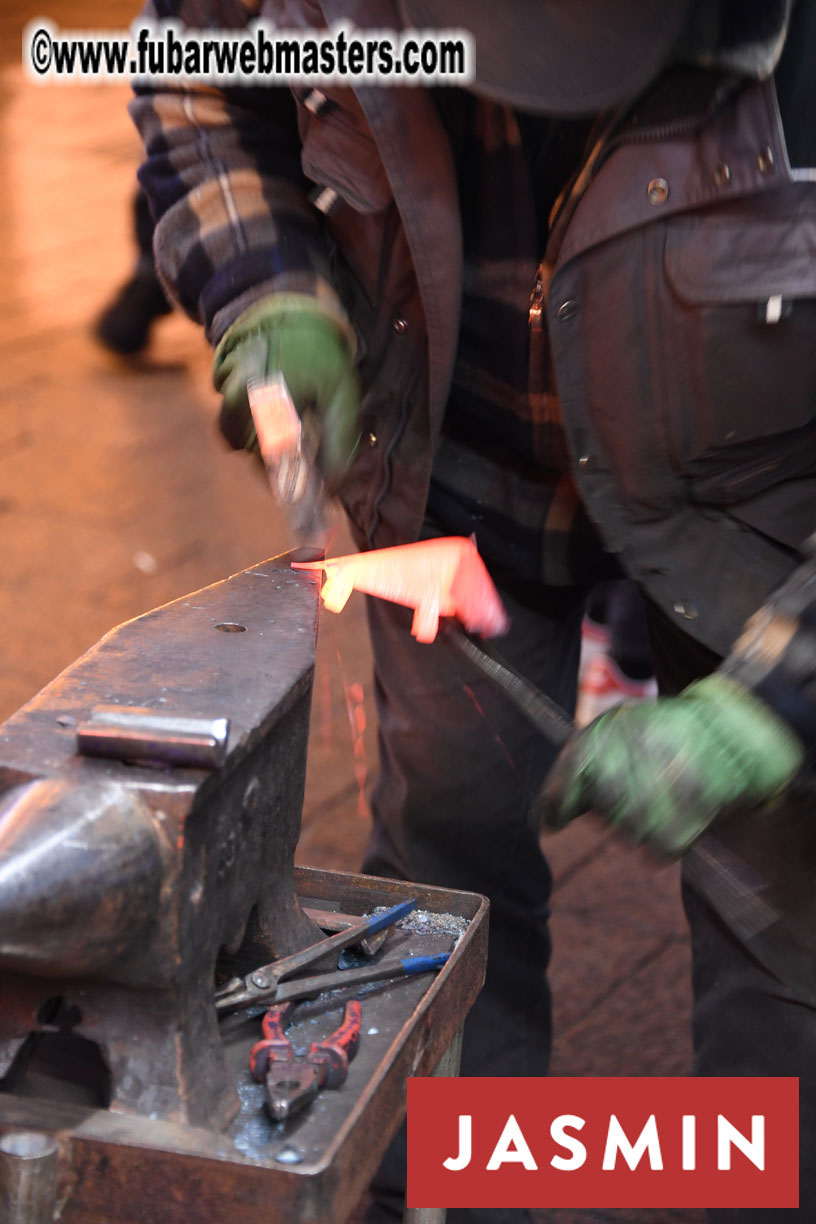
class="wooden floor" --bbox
[0,6,700,1221]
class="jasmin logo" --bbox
[407,1077,798,1210]
[443,1110,765,1172]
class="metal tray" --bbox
[0,866,488,1224]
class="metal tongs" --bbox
[215,898,420,1015]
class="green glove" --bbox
[537,673,804,857]
[213,294,360,482]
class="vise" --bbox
[0,553,327,1131]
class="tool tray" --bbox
[0,866,487,1224]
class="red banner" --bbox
[407,1077,799,1209]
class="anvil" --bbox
[0,553,326,1130]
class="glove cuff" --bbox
[686,673,805,799]
[722,536,816,755]
[214,292,357,366]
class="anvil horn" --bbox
[0,778,165,978]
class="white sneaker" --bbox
[575,654,658,727]
[578,616,611,686]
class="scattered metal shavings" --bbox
[372,907,469,938]
[231,1078,280,1160]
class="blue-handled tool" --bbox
[215,898,417,1014]
[269,951,451,1006]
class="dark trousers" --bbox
[649,601,816,1218]
[361,572,816,1222]
[362,574,584,1224]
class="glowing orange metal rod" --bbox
[291,535,509,643]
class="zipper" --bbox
[722,459,783,493]
[528,268,545,329]
[366,370,419,548]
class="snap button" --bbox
[757,146,775,174]
[714,163,731,188]
[673,599,698,621]
[392,317,408,334]
[647,178,669,205]
[556,299,578,321]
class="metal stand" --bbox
[402,1023,465,1224]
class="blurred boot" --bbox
[95,187,171,355]
[95,254,172,355]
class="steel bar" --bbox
[443,622,573,745]
[76,706,229,769]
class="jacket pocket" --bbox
[685,421,816,505]
[662,191,816,471]
[294,88,392,214]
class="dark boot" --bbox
[95,257,172,355]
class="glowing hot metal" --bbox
[292,535,509,643]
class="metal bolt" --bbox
[392,316,408,334]
[251,972,271,990]
[367,431,378,447]
[0,1132,59,1224]
[647,177,669,205]
[757,146,775,174]
[556,299,578,321]
[673,599,698,621]
[714,163,731,188]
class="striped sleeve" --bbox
[129,1,341,342]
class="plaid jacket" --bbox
[131,0,616,583]
[131,1,343,344]
[424,92,619,584]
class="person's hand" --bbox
[536,674,804,857]
[213,294,360,482]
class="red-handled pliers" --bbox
[249,999,363,1121]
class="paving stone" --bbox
[551,937,694,1079]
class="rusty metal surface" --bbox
[0,869,488,1224]
[0,554,327,1130]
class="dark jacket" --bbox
[132,0,816,658]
